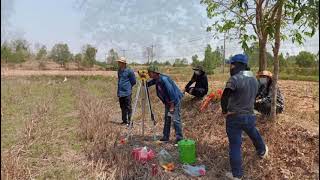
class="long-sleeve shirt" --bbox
[147,74,183,106]
[185,72,208,94]
[117,68,136,97]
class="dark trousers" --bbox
[119,95,132,123]
[226,114,266,178]
[254,101,283,116]
[186,87,206,98]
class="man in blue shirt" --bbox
[117,57,136,126]
[220,54,268,180]
[147,64,184,143]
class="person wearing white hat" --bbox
[117,57,136,126]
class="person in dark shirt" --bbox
[117,57,136,126]
[255,70,284,116]
[184,65,208,98]
[220,54,268,179]
[147,64,184,144]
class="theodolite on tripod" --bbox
[126,70,157,142]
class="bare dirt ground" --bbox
[1,69,117,77]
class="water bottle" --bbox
[182,164,206,176]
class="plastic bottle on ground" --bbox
[182,164,206,177]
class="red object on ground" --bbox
[119,138,126,145]
[131,147,155,163]
[199,168,206,176]
[200,88,223,112]
[151,164,158,176]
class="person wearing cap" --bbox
[147,64,184,144]
[184,65,208,98]
[220,54,268,180]
[117,57,136,126]
[255,70,284,116]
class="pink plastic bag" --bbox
[132,147,155,163]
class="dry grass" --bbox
[75,77,319,179]
[1,75,319,179]
[1,96,54,179]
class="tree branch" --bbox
[211,0,254,24]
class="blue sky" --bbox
[2,0,319,63]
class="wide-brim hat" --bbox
[116,57,127,64]
[192,65,204,72]
[147,64,160,74]
[257,70,273,78]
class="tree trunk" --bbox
[270,0,284,120]
[259,39,268,71]
[256,0,267,72]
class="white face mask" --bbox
[259,77,268,85]
[194,70,201,75]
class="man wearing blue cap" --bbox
[220,54,268,180]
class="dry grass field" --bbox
[1,70,319,179]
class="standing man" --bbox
[184,65,208,98]
[220,54,268,180]
[147,64,184,144]
[117,57,136,126]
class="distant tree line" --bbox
[1,39,318,75]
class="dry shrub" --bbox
[23,99,52,144]
[77,90,173,179]
[1,96,53,180]
[1,148,29,180]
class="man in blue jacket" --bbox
[220,54,268,180]
[117,57,136,126]
[147,64,184,143]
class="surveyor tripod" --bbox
[126,70,157,141]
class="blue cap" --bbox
[226,54,248,65]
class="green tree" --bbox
[279,53,287,69]
[212,46,223,67]
[106,48,119,70]
[202,0,319,71]
[1,42,12,64]
[82,44,97,68]
[10,39,30,63]
[36,45,47,60]
[164,60,171,66]
[191,54,201,67]
[203,44,214,74]
[295,51,316,67]
[74,53,82,70]
[245,42,273,68]
[50,43,71,67]
[173,58,188,67]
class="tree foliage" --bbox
[191,54,201,67]
[173,58,188,67]
[36,45,47,60]
[203,44,214,74]
[74,53,82,69]
[202,0,319,71]
[50,43,71,67]
[1,42,12,63]
[1,39,30,63]
[295,51,316,67]
[202,44,223,74]
[82,44,97,68]
[106,49,119,70]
